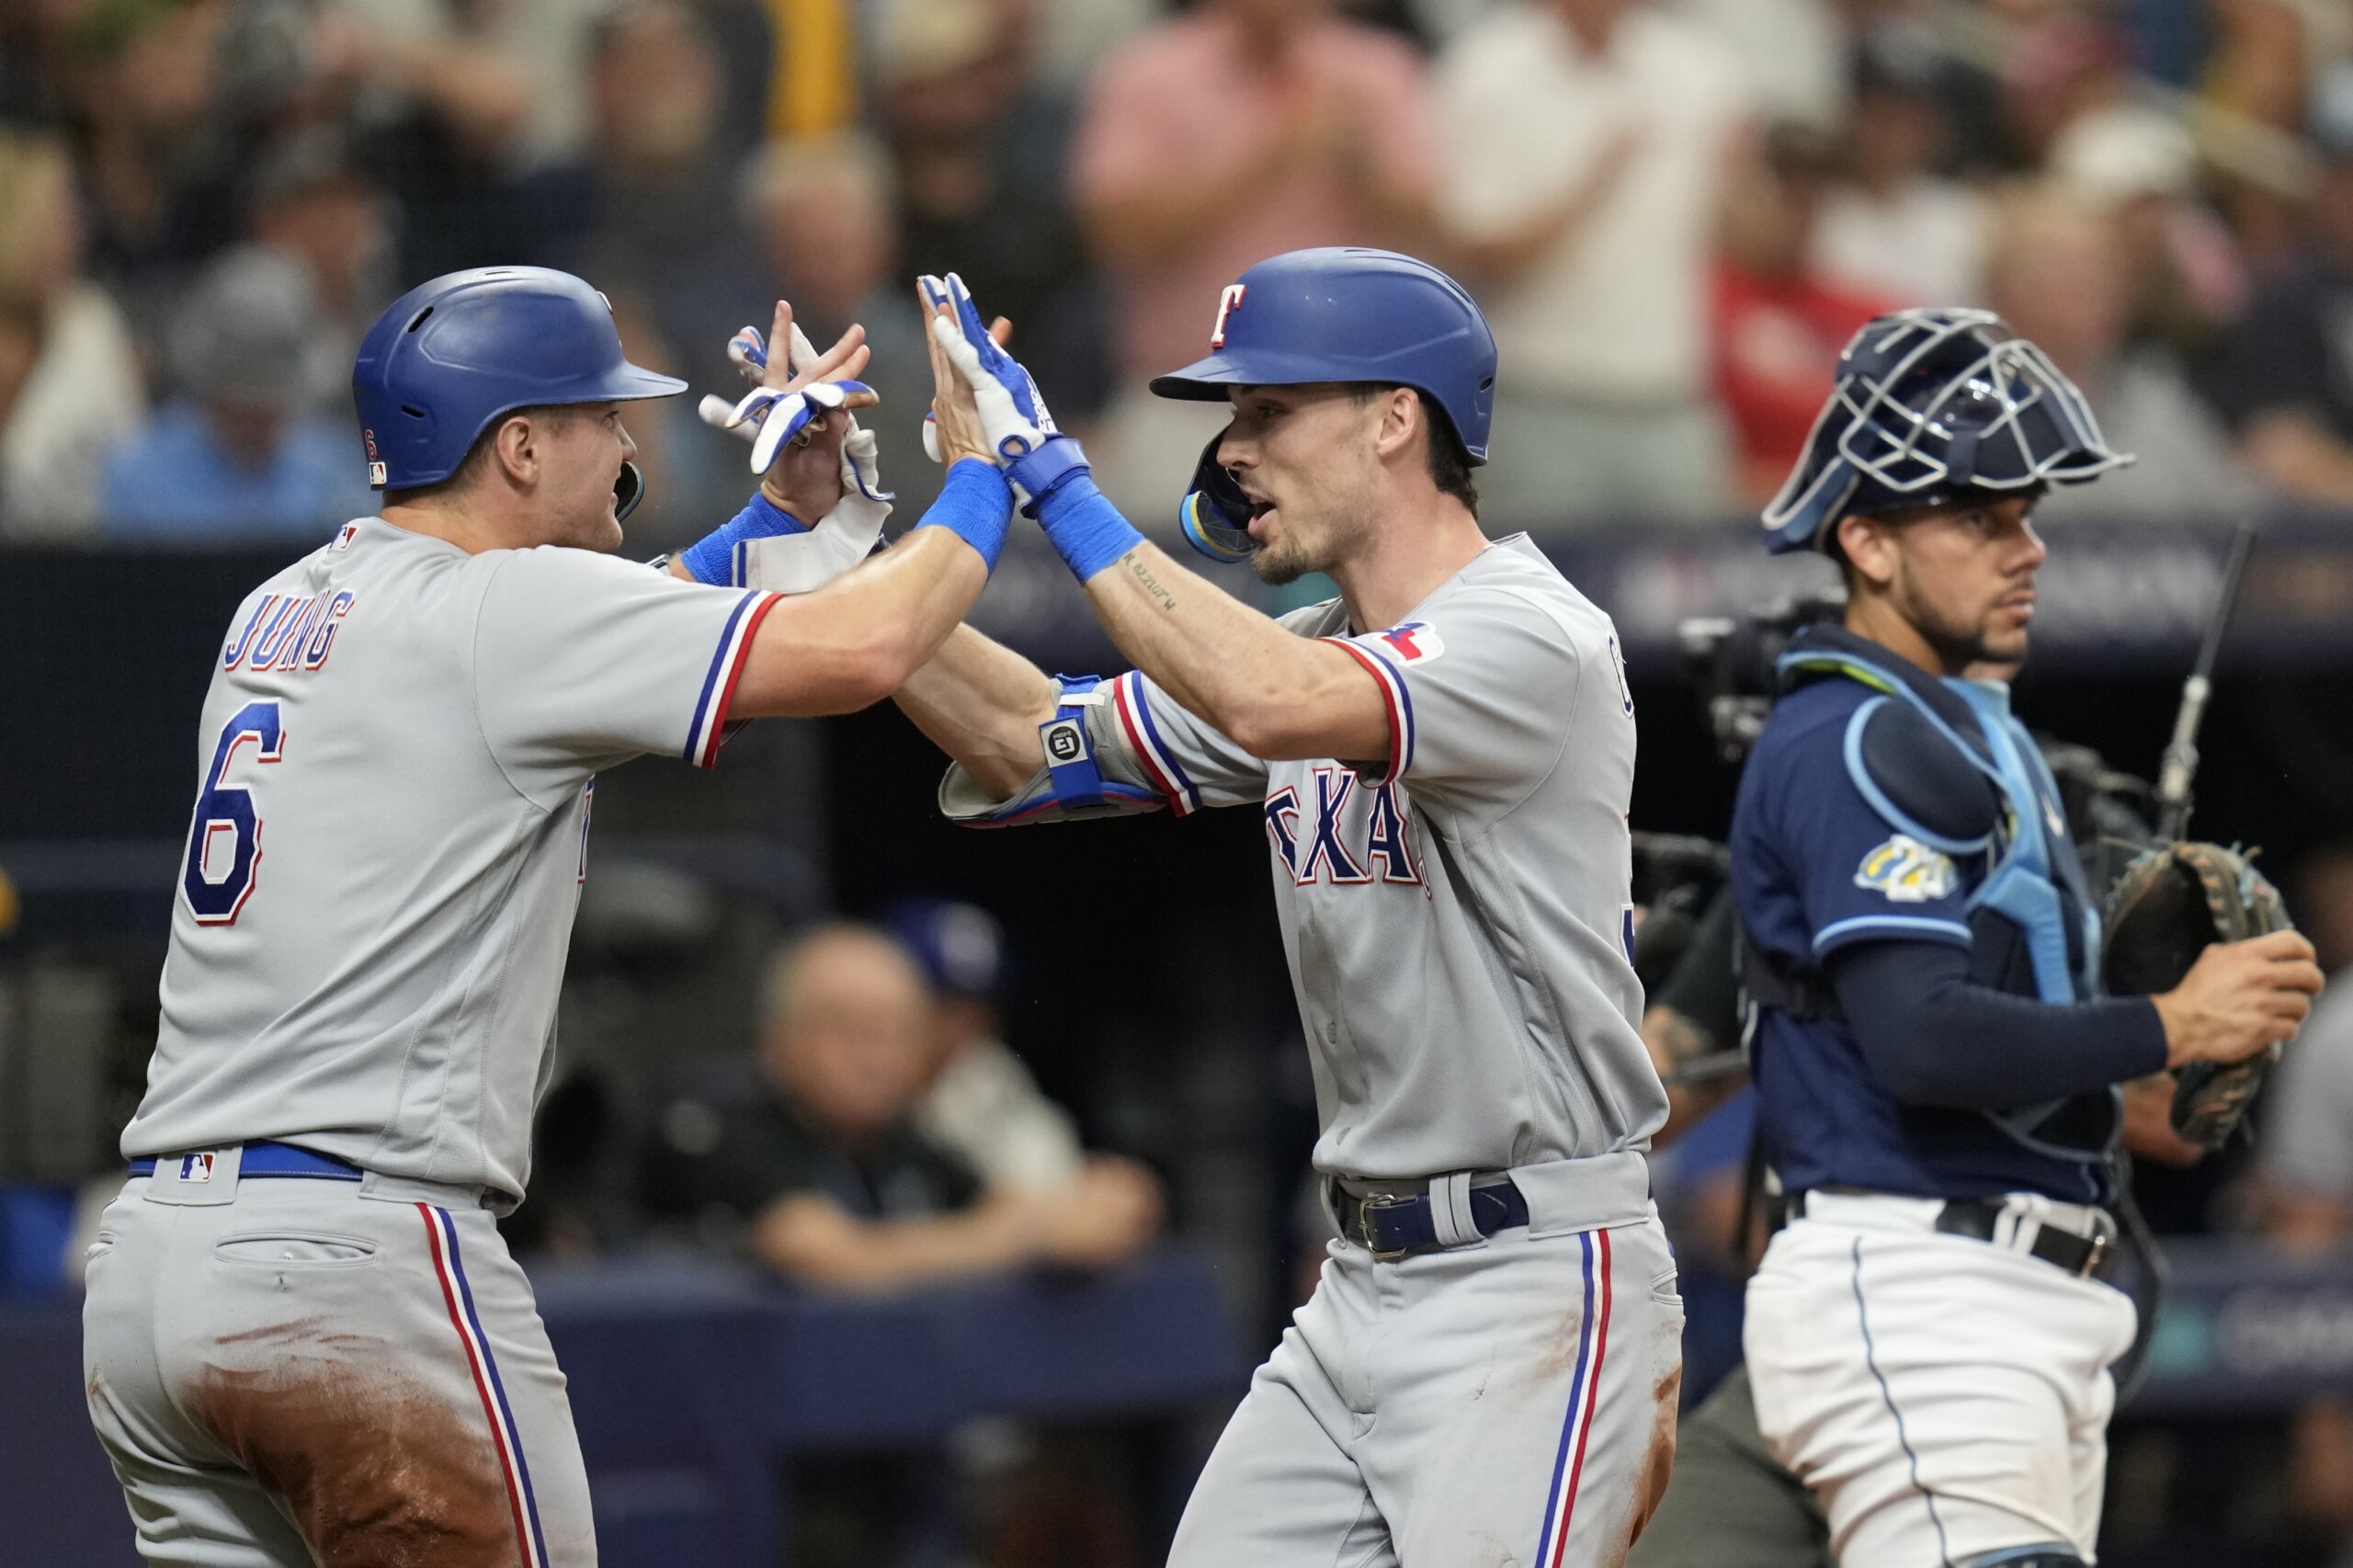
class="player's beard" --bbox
[1249,468,1378,587]
[1893,563,2026,670]
[1251,528,1313,586]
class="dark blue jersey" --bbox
[1729,627,2159,1206]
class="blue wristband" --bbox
[677,491,806,585]
[914,459,1014,571]
[1034,472,1144,581]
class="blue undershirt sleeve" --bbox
[1829,938,2169,1108]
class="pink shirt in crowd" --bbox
[1071,10,1438,384]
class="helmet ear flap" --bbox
[1176,427,1257,562]
[613,460,646,524]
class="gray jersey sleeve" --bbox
[1098,669,1268,816]
[939,668,1270,826]
[472,547,776,801]
[1324,588,1597,826]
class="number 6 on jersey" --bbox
[180,700,284,924]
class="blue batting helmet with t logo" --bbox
[1150,247,1497,462]
[1151,247,1497,562]
[352,267,686,509]
[1763,308,2131,555]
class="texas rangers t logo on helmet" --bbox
[1210,284,1246,348]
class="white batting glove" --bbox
[696,323,886,479]
[701,322,893,594]
[919,271,1089,513]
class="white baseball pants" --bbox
[1744,1192,2137,1568]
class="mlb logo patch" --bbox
[368,461,388,486]
[332,522,360,551]
[1378,623,1444,664]
[177,1152,217,1184]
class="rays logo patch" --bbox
[1855,834,1957,903]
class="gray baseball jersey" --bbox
[122,517,777,1201]
[944,533,1665,1182]
[945,532,1681,1568]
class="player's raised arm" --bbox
[892,625,1060,800]
[889,286,1280,827]
[648,299,1017,720]
[722,510,1003,718]
[918,267,1473,768]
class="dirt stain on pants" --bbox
[192,1351,520,1568]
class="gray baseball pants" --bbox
[1170,1211,1685,1568]
[83,1157,593,1567]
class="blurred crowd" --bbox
[11,0,2353,550]
[634,903,1164,1290]
[496,893,1170,1564]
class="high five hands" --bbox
[699,301,884,524]
[918,272,1092,517]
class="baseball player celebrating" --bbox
[80,266,1021,1566]
[1728,309,2324,1568]
[895,248,1682,1567]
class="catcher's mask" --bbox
[1763,308,2132,555]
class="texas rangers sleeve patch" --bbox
[1374,622,1444,664]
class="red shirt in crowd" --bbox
[1713,265,1893,505]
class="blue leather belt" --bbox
[130,1141,364,1181]
[1331,1177,1529,1259]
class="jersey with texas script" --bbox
[949,534,1663,1180]
[123,517,776,1201]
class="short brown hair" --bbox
[1349,384,1479,515]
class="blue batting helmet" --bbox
[352,267,686,511]
[1764,308,2131,554]
[1150,248,1497,463]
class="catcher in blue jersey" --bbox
[1632,309,2322,1568]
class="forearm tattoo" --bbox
[1125,552,1178,613]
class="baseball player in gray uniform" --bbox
[81,267,1023,1566]
[897,250,1682,1566]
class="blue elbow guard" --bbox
[1040,676,1112,807]
[962,676,1163,825]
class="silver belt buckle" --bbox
[2075,1217,2116,1278]
[1356,1191,1415,1261]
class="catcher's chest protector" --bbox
[1783,645,2100,1008]
[1771,641,2123,1167]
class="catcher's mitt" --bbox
[2101,841,2292,1150]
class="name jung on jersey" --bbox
[220,589,357,674]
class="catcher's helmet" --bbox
[352,267,685,506]
[1150,247,1497,463]
[1763,308,2131,555]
